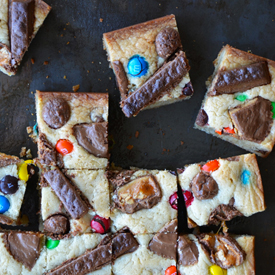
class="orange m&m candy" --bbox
[223,127,235,134]
[165,265,180,275]
[56,139,73,155]
[202,159,220,173]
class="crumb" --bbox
[46,76,49,79]
[66,22,70,25]
[135,131,139,138]
[264,239,267,241]
[87,70,90,73]
[106,89,108,91]
[109,77,111,80]
[26,149,32,159]
[31,58,35,64]
[20,147,27,157]
[44,61,49,65]
[63,75,67,80]
[167,149,170,152]
[163,148,166,152]
[100,18,103,22]
[61,34,64,37]
[67,42,70,45]
[72,84,80,92]
[26,126,32,134]
[247,50,252,53]
[181,141,184,145]
[127,145,133,150]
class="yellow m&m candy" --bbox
[210,265,227,275]
[18,160,33,181]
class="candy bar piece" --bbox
[41,169,110,235]
[43,168,89,220]
[103,14,194,117]
[0,232,47,275]
[112,233,176,275]
[210,61,271,96]
[177,154,265,228]
[45,234,112,275]
[109,169,177,234]
[36,91,109,169]
[0,0,51,76]
[0,152,31,225]
[195,44,275,157]
[177,234,255,275]
[121,51,190,117]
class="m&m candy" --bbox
[241,170,251,185]
[128,55,148,77]
[202,159,220,173]
[183,190,194,208]
[169,192,178,209]
[91,215,110,234]
[209,265,227,275]
[46,239,60,249]
[55,139,74,155]
[0,195,10,214]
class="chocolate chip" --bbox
[191,172,218,200]
[42,98,70,129]
[196,109,208,127]
[182,82,194,96]
[0,175,19,195]
[155,27,181,58]
[44,214,69,234]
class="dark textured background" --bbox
[0,0,275,273]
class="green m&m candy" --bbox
[235,94,247,102]
[46,239,60,249]
[271,102,275,118]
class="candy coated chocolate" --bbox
[241,170,251,185]
[0,175,19,195]
[0,195,10,213]
[91,215,110,234]
[127,55,148,77]
[46,239,60,249]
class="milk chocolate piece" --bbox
[191,172,219,200]
[208,197,243,225]
[210,61,271,96]
[107,170,135,189]
[43,168,89,219]
[4,232,42,270]
[73,122,108,158]
[229,96,273,143]
[114,175,162,214]
[155,27,182,58]
[198,234,246,269]
[44,214,69,234]
[38,133,57,166]
[0,153,20,168]
[112,228,139,260]
[9,0,35,63]
[121,51,190,117]
[113,61,129,99]
[178,235,199,266]
[46,242,112,275]
[0,214,13,225]
[158,219,178,233]
[196,109,208,127]
[42,98,71,129]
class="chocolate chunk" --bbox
[210,61,271,96]
[198,234,246,269]
[0,175,19,195]
[42,98,70,129]
[107,170,135,189]
[43,168,89,219]
[114,175,162,214]
[0,214,14,225]
[148,232,177,260]
[182,82,194,96]
[196,109,208,127]
[112,228,139,260]
[46,242,112,275]
[208,198,243,225]
[73,122,108,158]
[44,214,69,234]
[155,27,182,58]
[158,219,178,233]
[121,51,190,117]
[9,0,35,63]
[229,96,273,143]
[113,61,129,100]
[0,153,20,168]
[178,235,199,266]
[4,232,42,270]
[191,172,218,200]
[38,133,57,166]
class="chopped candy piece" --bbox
[91,215,110,234]
[235,94,247,102]
[169,192,178,209]
[202,159,220,173]
[241,170,251,185]
[209,264,227,275]
[0,195,10,213]
[223,127,235,134]
[55,139,74,155]
[46,239,60,249]
[183,190,194,208]
[127,55,148,77]
[165,265,178,275]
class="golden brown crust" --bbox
[103,14,176,43]
[0,152,21,168]
[35,0,51,15]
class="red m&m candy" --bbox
[91,215,110,234]
[165,266,181,275]
[169,192,178,210]
[183,190,194,207]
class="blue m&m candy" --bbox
[241,170,251,185]
[0,195,10,213]
[127,55,148,77]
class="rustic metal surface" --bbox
[0,0,275,272]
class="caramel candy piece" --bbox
[198,233,246,269]
[114,175,162,214]
[210,61,271,96]
[178,235,199,266]
[229,96,273,143]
